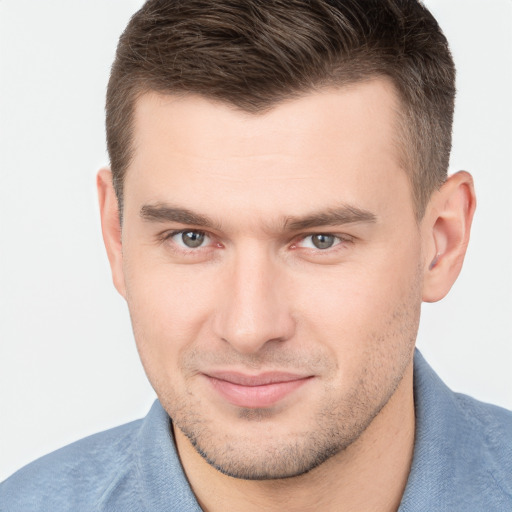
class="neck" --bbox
[174,363,415,512]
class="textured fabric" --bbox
[1,350,511,511]
[399,352,512,511]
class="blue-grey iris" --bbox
[182,231,205,248]
[312,234,335,249]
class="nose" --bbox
[212,244,295,354]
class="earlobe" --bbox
[422,171,476,303]
[97,168,126,298]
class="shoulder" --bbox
[0,419,144,512]
[406,351,512,511]
[453,389,512,432]
[452,391,512,488]
[0,400,201,512]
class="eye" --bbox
[297,234,341,250]
[171,230,210,249]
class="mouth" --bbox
[203,371,314,409]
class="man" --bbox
[1,0,511,510]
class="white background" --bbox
[0,0,511,481]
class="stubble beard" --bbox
[164,320,417,481]
[171,390,390,480]
[140,274,422,481]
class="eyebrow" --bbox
[140,203,377,232]
[284,206,377,231]
[140,204,221,230]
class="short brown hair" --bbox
[106,0,455,218]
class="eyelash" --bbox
[291,234,348,251]
[161,230,217,252]
[159,229,353,254]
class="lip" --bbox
[204,371,313,409]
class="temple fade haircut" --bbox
[106,0,455,219]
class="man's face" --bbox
[119,79,424,479]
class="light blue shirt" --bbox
[1,350,511,511]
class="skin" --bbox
[98,78,475,511]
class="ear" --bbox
[97,168,126,298]
[422,171,476,303]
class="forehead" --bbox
[125,78,413,224]
[132,78,402,155]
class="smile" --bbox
[204,372,313,409]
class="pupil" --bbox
[182,231,204,248]
[312,234,334,249]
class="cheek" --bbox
[124,259,217,374]
[292,245,422,354]
[293,263,421,404]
